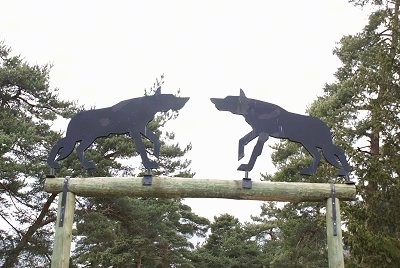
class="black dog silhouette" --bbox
[211,89,351,177]
[47,87,189,170]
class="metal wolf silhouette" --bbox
[47,87,189,170]
[211,89,351,177]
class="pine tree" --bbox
[252,141,330,267]
[0,41,78,267]
[309,1,400,265]
[191,214,266,267]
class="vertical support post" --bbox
[326,196,344,268]
[51,191,75,267]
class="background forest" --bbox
[1,0,400,267]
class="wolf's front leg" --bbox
[131,130,158,169]
[238,130,258,160]
[142,127,161,158]
[238,132,269,171]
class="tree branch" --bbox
[0,212,22,237]
[2,193,57,268]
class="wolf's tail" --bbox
[47,138,76,169]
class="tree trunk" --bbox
[161,241,169,268]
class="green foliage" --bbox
[191,214,268,268]
[255,203,327,268]
[0,41,79,267]
[74,198,209,267]
[256,150,330,268]
[309,2,400,266]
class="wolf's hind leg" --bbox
[301,144,321,175]
[142,127,160,158]
[238,132,268,171]
[322,146,344,175]
[238,130,258,160]
[324,145,351,176]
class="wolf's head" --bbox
[146,86,189,112]
[210,89,249,115]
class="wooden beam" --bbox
[44,177,356,202]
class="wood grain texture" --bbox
[44,177,356,202]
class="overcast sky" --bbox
[1,1,369,222]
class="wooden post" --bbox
[326,196,344,268]
[51,191,75,268]
[44,177,356,202]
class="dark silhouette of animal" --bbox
[47,87,189,170]
[210,89,351,177]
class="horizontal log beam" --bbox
[44,177,356,202]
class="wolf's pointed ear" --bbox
[155,86,161,95]
[239,88,247,100]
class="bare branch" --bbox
[2,193,57,267]
[0,211,22,237]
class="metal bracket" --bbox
[242,171,252,189]
[59,176,70,227]
[142,169,152,186]
[46,168,56,178]
[344,173,355,185]
[330,183,337,236]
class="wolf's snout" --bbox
[178,97,190,108]
[210,98,219,108]
[180,97,190,104]
[210,98,226,111]
[210,98,222,106]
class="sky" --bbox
[0,1,369,222]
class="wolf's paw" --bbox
[337,168,346,177]
[237,164,251,171]
[83,161,96,170]
[48,161,59,169]
[144,160,159,170]
[300,167,313,176]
